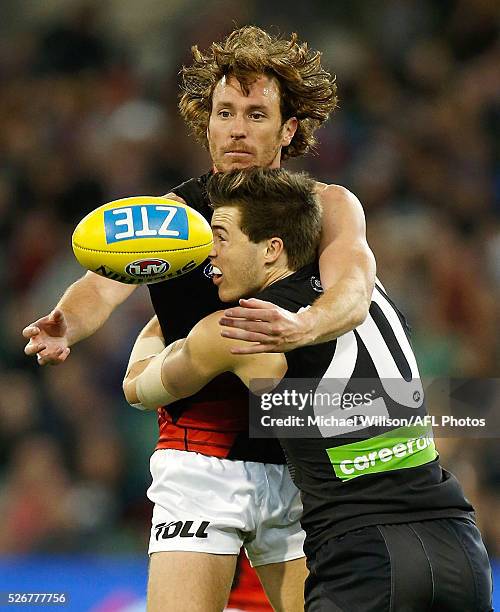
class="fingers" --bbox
[229,343,278,355]
[222,308,277,322]
[36,347,70,366]
[224,299,281,321]
[238,298,276,308]
[221,327,274,343]
[24,341,47,356]
[22,325,40,339]
[23,311,69,365]
[219,318,277,335]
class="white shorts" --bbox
[147,449,305,566]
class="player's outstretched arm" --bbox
[219,185,376,353]
[123,312,286,410]
[23,271,137,365]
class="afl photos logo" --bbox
[126,258,170,278]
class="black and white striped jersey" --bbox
[255,264,474,556]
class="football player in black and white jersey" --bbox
[124,168,492,612]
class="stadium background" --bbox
[0,0,498,610]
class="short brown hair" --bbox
[180,26,337,160]
[207,168,321,270]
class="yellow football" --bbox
[72,196,213,284]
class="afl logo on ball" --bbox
[310,276,324,293]
[126,258,170,278]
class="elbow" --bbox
[122,377,138,406]
[351,301,369,328]
[349,288,371,330]
[122,377,156,411]
[351,257,375,328]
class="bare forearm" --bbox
[310,184,376,344]
[305,272,373,345]
[57,272,135,345]
[302,237,376,344]
[124,338,188,408]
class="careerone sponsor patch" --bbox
[327,425,437,481]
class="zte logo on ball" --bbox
[104,205,189,243]
[155,520,210,540]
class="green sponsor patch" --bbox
[326,425,437,481]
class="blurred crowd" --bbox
[0,0,498,562]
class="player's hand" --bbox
[219,298,314,354]
[22,309,71,366]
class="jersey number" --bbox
[314,286,424,435]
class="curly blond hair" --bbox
[179,26,337,160]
